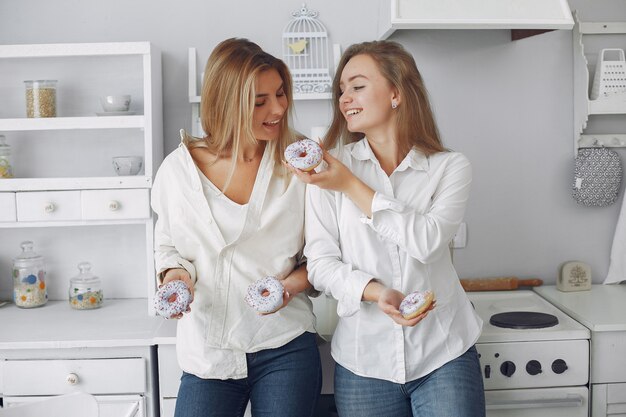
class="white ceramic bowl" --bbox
[100,95,131,112]
[112,156,143,176]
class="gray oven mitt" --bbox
[573,147,622,207]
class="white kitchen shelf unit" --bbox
[0,42,163,314]
[573,12,626,155]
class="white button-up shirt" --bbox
[304,139,482,383]
[152,142,316,379]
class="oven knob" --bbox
[551,359,568,374]
[484,365,491,379]
[500,361,516,377]
[526,360,542,375]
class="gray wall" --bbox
[2,0,625,284]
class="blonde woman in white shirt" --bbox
[289,41,485,417]
[151,38,321,417]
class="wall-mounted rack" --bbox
[573,11,626,155]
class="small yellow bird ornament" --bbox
[288,39,308,54]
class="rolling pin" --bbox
[460,277,543,291]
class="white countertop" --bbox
[0,299,169,350]
[534,285,626,332]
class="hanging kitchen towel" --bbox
[605,190,626,284]
[572,147,622,207]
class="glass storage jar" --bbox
[24,79,57,118]
[0,135,13,178]
[12,241,47,308]
[69,262,103,310]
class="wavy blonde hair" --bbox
[184,38,298,187]
[324,40,445,157]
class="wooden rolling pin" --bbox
[460,277,543,291]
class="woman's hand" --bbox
[363,280,435,327]
[260,264,309,315]
[378,287,435,327]
[284,149,376,217]
[284,150,356,193]
[161,268,194,319]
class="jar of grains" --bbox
[0,135,13,178]
[12,241,47,308]
[24,80,57,118]
[69,262,103,310]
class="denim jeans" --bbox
[174,331,322,417]
[334,345,485,417]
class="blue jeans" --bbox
[334,346,485,417]
[174,331,321,417]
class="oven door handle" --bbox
[486,394,584,410]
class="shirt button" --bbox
[208,218,213,224]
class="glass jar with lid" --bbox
[0,135,13,179]
[69,262,103,310]
[24,80,57,118]
[12,241,47,308]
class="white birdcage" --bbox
[282,3,333,98]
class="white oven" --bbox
[467,291,591,417]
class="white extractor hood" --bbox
[378,0,574,39]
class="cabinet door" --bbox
[16,190,81,221]
[0,192,16,221]
[158,344,182,398]
[81,189,149,220]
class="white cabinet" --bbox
[572,12,626,154]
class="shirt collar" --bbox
[350,138,429,172]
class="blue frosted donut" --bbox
[154,280,191,318]
[245,276,284,314]
[284,139,323,171]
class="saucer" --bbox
[96,111,136,116]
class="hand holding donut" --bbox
[156,268,194,319]
[284,146,358,194]
[378,287,436,327]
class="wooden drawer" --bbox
[2,358,146,395]
[81,189,150,220]
[158,344,182,398]
[16,191,81,221]
[0,192,16,221]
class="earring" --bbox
[391,100,398,109]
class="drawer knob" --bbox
[44,202,56,213]
[108,200,120,211]
[66,373,79,385]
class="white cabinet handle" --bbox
[66,373,79,385]
[44,202,56,213]
[108,200,120,211]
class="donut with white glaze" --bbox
[154,280,192,318]
[284,139,323,172]
[399,290,434,320]
[245,276,284,314]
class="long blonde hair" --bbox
[185,38,297,186]
[324,40,445,157]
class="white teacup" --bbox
[101,95,131,112]
[112,156,143,176]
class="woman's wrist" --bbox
[362,279,385,302]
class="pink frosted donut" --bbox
[399,290,434,320]
[154,280,191,318]
[245,276,284,314]
[284,139,323,172]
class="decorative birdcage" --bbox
[282,3,333,98]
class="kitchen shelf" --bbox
[0,42,163,316]
[0,116,144,131]
[573,12,626,155]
